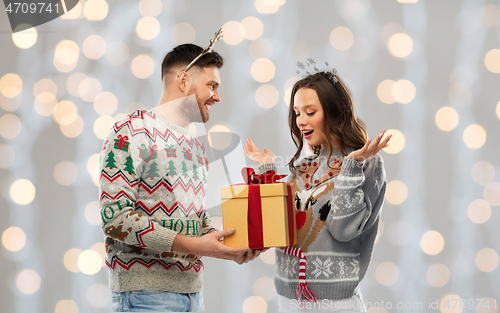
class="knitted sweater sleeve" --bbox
[99,126,178,253]
[201,211,218,235]
[325,155,386,242]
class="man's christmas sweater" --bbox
[257,148,386,301]
[99,108,216,293]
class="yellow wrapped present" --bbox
[220,168,297,249]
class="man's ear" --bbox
[177,72,189,93]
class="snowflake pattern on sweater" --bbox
[257,148,386,300]
[99,108,217,293]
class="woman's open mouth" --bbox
[303,130,314,139]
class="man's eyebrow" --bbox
[207,80,219,86]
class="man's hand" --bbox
[172,228,248,261]
[234,248,269,265]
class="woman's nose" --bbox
[297,114,306,127]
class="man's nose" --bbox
[212,90,221,102]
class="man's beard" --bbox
[197,98,209,123]
[180,86,209,123]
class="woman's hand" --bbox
[346,129,392,162]
[245,138,276,165]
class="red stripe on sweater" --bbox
[138,180,206,196]
[107,257,204,272]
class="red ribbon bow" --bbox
[117,134,129,141]
[241,167,287,185]
[238,168,293,249]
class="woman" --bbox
[245,71,390,312]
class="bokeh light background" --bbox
[1,0,500,312]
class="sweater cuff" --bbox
[147,226,177,253]
[255,162,276,175]
[340,158,364,177]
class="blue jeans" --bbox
[111,290,204,312]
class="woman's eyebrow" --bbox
[293,104,317,109]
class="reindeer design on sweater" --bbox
[290,159,342,253]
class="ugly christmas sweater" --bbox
[257,148,386,301]
[99,108,216,293]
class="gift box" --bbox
[220,168,297,249]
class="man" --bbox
[99,43,259,312]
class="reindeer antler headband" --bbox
[181,28,224,73]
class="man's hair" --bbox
[161,44,224,80]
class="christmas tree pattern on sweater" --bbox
[99,108,217,294]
